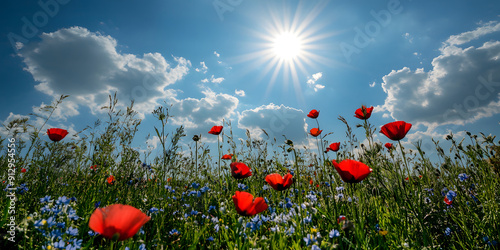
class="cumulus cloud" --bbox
[378,22,500,127]
[195,61,208,74]
[238,104,307,144]
[168,87,238,137]
[17,26,190,119]
[445,21,500,46]
[235,89,245,97]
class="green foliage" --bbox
[0,94,499,249]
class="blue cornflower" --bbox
[88,230,99,236]
[303,215,312,224]
[200,186,210,193]
[56,222,65,229]
[458,173,469,181]
[69,239,83,249]
[237,183,248,190]
[191,182,200,189]
[94,201,101,208]
[169,229,180,235]
[206,236,214,241]
[329,229,340,238]
[306,193,317,202]
[66,227,78,236]
[139,244,146,250]
[214,224,220,232]
[40,196,52,203]
[68,209,79,221]
[46,216,56,228]
[444,227,451,236]
[190,210,198,216]
[303,234,317,246]
[208,205,216,212]
[53,239,66,249]
[311,245,321,250]
[149,207,159,214]
[50,229,63,239]
[446,190,457,201]
[56,196,70,206]
[336,186,344,192]
[336,193,344,200]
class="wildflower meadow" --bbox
[1,95,499,249]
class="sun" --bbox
[273,32,303,60]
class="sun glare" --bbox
[273,32,303,60]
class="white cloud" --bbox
[235,89,245,97]
[214,51,220,57]
[169,87,238,130]
[307,72,323,85]
[17,26,190,120]
[369,82,376,87]
[146,135,161,150]
[445,21,500,46]
[314,84,325,92]
[238,104,307,144]
[201,78,209,83]
[209,75,225,84]
[403,32,413,43]
[306,72,324,92]
[378,21,500,128]
[195,61,208,74]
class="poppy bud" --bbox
[192,135,200,141]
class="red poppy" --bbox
[208,126,223,135]
[221,154,233,160]
[230,162,252,179]
[326,142,341,152]
[384,143,393,150]
[89,204,150,241]
[107,175,115,184]
[332,159,372,183]
[354,105,374,120]
[265,173,293,191]
[309,128,322,137]
[309,179,313,185]
[307,109,319,119]
[232,191,268,216]
[316,184,320,188]
[380,121,412,141]
[47,128,68,142]
[21,168,27,173]
[444,197,452,205]
[337,215,346,224]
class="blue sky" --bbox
[1,0,499,161]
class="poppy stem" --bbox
[218,134,221,189]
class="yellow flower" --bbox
[379,230,388,236]
[47,246,52,250]
[311,228,319,233]
[42,219,47,225]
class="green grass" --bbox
[1,95,499,249]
